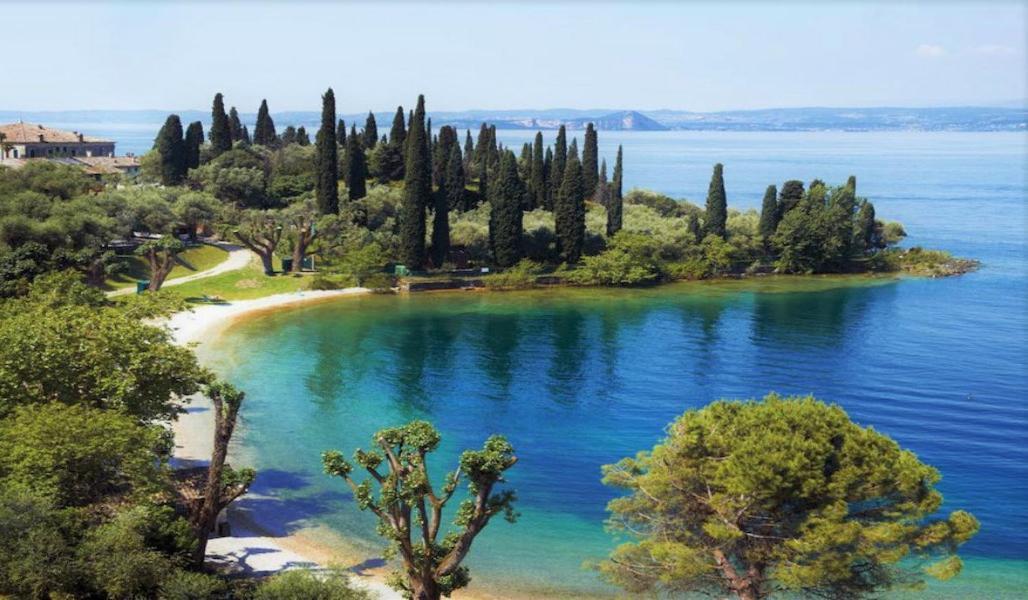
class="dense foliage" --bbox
[599,394,980,600]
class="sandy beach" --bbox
[165,288,406,599]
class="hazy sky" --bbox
[2,1,1025,113]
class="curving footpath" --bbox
[106,242,252,297]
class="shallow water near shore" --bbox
[197,131,1026,597]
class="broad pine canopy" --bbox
[599,394,979,600]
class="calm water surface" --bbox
[192,131,1026,597]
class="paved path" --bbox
[107,242,252,297]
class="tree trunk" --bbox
[291,241,304,273]
[713,549,764,600]
[191,391,239,567]
[410,578,440,600]
[147,250,175,291]
[257,250,275,275]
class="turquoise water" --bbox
[198,131,1027,597]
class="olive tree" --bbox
[136,235,185,291]
[323,421,518,600]
[599,394,979,600]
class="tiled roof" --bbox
[0,122,112,144]
[0,155,139,174]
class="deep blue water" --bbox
[177,130,1027,597]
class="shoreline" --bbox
[166,287,579,599]
[166,288,407,599]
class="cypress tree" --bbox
[156,114,186,185]
[337,119,346,146]
[433,126,457,188]
[364,111,378,149]
[488,150,526,267]
[487,125,498,169]
[758,184,779,242]
[444,142,466,212]
[253,99,277,146]
[400,95,431,268]
[555,151,585,263]
[568,137,579,161]
[183,121,204,171]
[296,126,310,146]
[582,123,598,199]
[281,126,297,146]
[389,107,406,145]
[315,88,339,214]
[475,123,490,166]
[779,180,805,217]
[346,125,367,201]
[209,93,232,157]
[241,125,251,145]
[551,125,567,200]
[530,132,545,210]
[857,200,877,252]
[463,129,474,173]
[430,150,451,268]
[704,163,728,239]
[228,106,243,142]
[607,145,623,237]
[687,213,702,243]
[543,146,554,210]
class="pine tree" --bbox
[389,106,406,145]
[156,114,186,185]
[489,151,526,267]
[444,142,466,212]
[184,121,204,171]
[209,93,232,157]
[296,126,310,146]
[400,95,431,268]
[555,151,585,263]
[364,111,378,149]
[607,145,623,237]
[228,106,243,142]
[315,88,339,214]
[337,119,346,146]
[759,184,779,242]
[704,163,728,239]
[582,123,598,199]
[253,99,277,146]
[530,132,545,210]
[346,125,367,201]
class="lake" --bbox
[178,130,1028,597]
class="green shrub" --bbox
[159,570,229,600]
[667,257,710,280]
[254,569,370,600]
[566,232,663,286]
[485,259,543,290]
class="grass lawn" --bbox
[166,255,312,302]
[105,244,230,289]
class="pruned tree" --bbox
[135,235,184,291]
[187,381,255,567]
[323,421,518,600]
[232,210,283,275]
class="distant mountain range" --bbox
[2,106,1024,132]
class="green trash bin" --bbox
[281,257,293,272]
[136,280,150,294]
[394,264,409,277]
